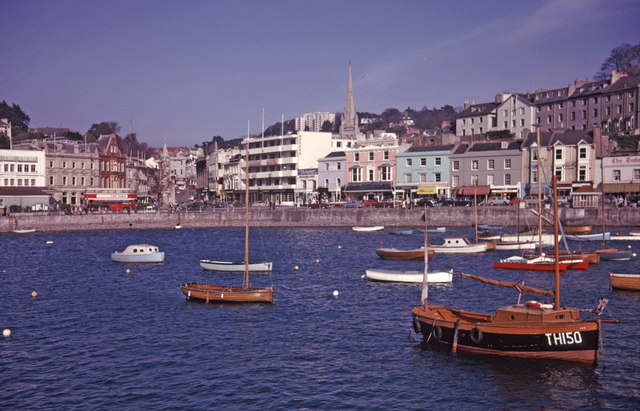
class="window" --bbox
[571,112,576,121]
[555,167,562,180]
[613,170,621,181]
[354,153,359,161]
[369,152,374,161]
[31,179,35,186]
[63,176,67,185]
[634,169,640,180]
[49,160,54,168]
[3,164,7,172]
[72,162,76,169]
[419,173,426,182]
[487,159,494,170]
[351,168,362,182]
[472,160,478,170]
[420,158,426,166]
[555,148,563,160]
[384,151,389,160]
[72,177,76,185]
[405,174,412,183]
[81,177,85,186]
[324,178,329,188]
[579,147,587,159]
[452,160,459,171]
[368,169,374,181]
[487,174,494,185]
[579,166,587,181]
[504,159,511,169]
[63,161,67,168]
[337,163,341,170]
[504,174,511,185]
[49,176,54,185]
[406,159,412,167]
[435,157,441,166]
[381,167,391,181]
[435,173,441,182]
[547,115,552,124]
[453,175,459,187]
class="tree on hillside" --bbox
[120,132,151,157]
[85,121,120,142]
[595,42,640,80]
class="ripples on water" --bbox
[1,227,639,409]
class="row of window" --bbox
[452,159,512,171]
[50,160,94,170]
[354,151,390,161]
[350,166,392,182]
[49,176,95,186]
[2,178,37,186]
[3,163,37,173]
[405,157,442,167]
[404,173,442,183]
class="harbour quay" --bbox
[2,206,640,233]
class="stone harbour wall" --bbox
[1,206,640,233]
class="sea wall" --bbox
[1,206,640,233]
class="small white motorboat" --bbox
[199,260,273,272]
[365,268,453,283]
[494,240,537,251]
[352,226,384,232]
[111,244,165,263]
[428,237,487,254]
[12,228,36,234]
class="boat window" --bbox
[555,315,565,320]
[133,249,138,253]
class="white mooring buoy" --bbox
[332,290,339,297]
[3,328,11,338]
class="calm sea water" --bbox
[1,226,639,409]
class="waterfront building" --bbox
[12,139,99,206]
[96,134,127,189]
[0,148,46,188]
[0,118,11,143]
[295,112,335,133]
[600,73,640,135]
[521,129,595,198]
[317,151,346,202]
[450,140,523,200]
[395,145,453,201]
[126,156,153,205]
[297,168,318,205]
[343,134,403,202]
[244,131,335,206]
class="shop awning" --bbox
[455,185,490,196]
[416,183,448,195]
[602,182,640,193]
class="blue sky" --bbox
[2,0,639,147]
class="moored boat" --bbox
[111,244,165,263]
[609,273,640,291]
[563,225,592,234]
[389,229,414,235]
[493,255,587,271]
[596,248,635,261]
[199,260,273,272]
[180,282,274,303]
[376,247,433,260]
[494,240,537,251]
[565,232,610,241]
[410,176,606,365]
[365,268,452,283]
[428,237,487,254]
[12,228,36,234]
[352,226,384,232]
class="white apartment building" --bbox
[295,112,335,132]
[0,149,46,187]
[245,131,335,205]
[495,93,536,139]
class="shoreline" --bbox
[2,206,639,233]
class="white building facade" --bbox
[0,149,46,187]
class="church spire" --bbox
[339,62,359,140]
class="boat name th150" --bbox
[545,332,582,346]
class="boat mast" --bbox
[421,204,429,308]
[536,124,543,254]
[244,121,250,289]
[473,167,478,243]
[553,175,560,308]
[599,127,606,249]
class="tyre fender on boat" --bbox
[470,327,483,344]
[432,324,443,340]
[413,317,422,333]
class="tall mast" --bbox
[536,125,543,254]
[599,127,606,249]
[421,205,429,308]
[552,176,560,308]
[244,121,250,289]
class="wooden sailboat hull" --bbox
[596,249,634,261]
[609,273,640,291]
[180,282,274,303]
[562,225,592,234]
[412,305,599,365]
[376,247,433,260]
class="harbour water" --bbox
[1,227,639,409]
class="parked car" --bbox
[342,200,363,208]
[524,195,550,208]
[440,198,472,207]
[485,196,510,206]
[416,198,435,207]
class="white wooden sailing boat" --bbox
[181,123,274,303]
